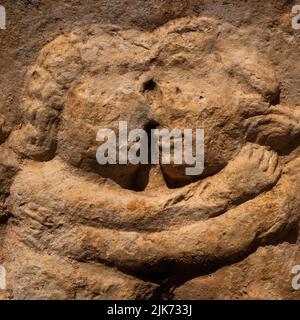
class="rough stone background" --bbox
[0,0,300,300]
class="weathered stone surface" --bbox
[174,244,300,300]
[3,237,158,300]
[0,0,300,300]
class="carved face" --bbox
[12,17,280,189]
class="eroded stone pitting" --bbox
[1,16,300,299]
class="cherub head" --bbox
[11,17,283,189]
